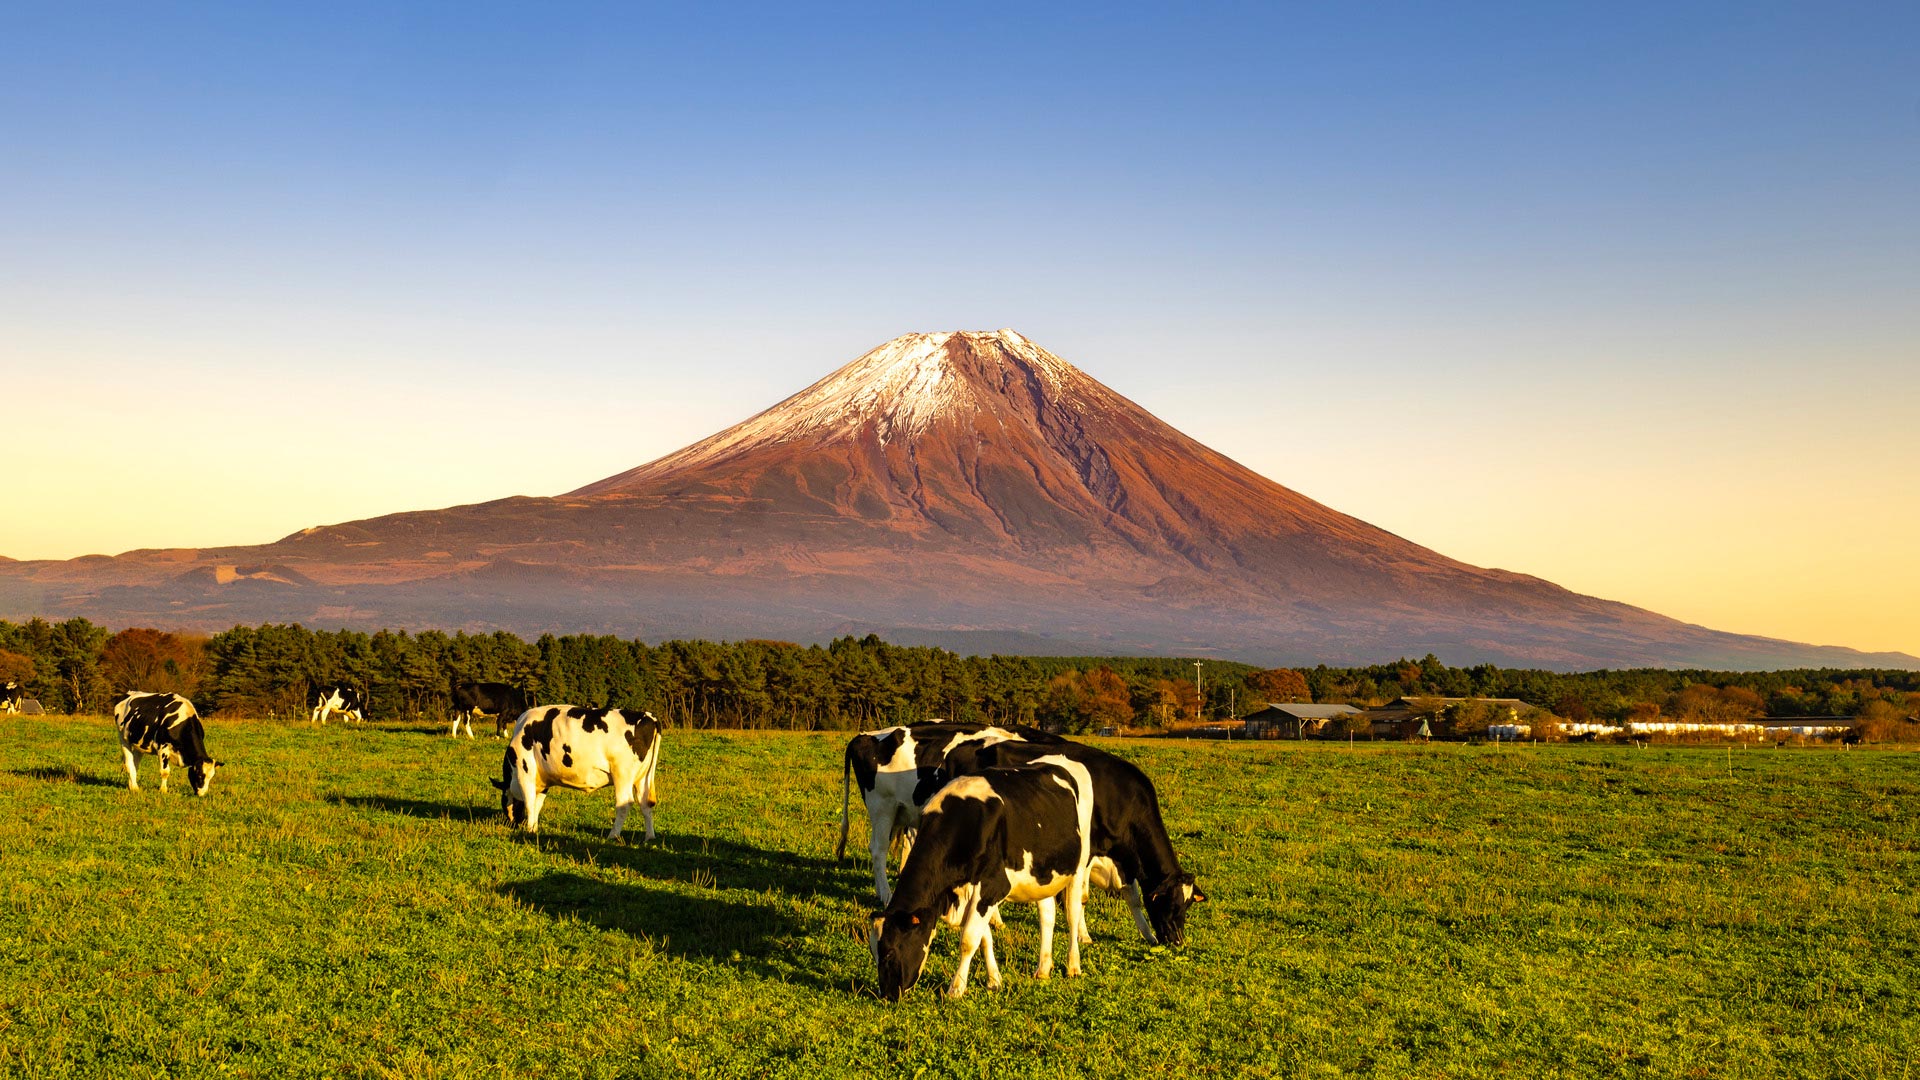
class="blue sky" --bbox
[4,3,1917,653]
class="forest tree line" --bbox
[1,617,1917,735]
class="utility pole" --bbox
[1194,661,1203,725]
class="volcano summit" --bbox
[3,329,1911,670]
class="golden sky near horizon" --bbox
[6,324,1917,661]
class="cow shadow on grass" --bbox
[539,830,867,907]
[335,794,870,907]
[330,793,503,823]
[499,870,837,988]
[9,765,122,788]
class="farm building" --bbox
[1242,703,1361,739]
[1364,707,1431,740]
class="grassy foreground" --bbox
[1,717,1915,1079]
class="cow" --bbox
[308,683,368,725]
[491,705,663,841]
[835,721,1061,905]
[870,755,1096,1001]
[0,682,21,715]
[113,691,220,796]
[450,680,531,739]
[942,739,1206,947]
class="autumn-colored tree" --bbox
[100,628,207,698]
[1851,699,1920,743]
[1247,667,1311,706]
[0,648,34,686]
[1666,684,1764,723]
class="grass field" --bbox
[1,716,1915,1079]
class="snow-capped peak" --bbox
[593,329,1090,485]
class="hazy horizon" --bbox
[4,4,1916,657]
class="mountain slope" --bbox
[1,330,1912,671]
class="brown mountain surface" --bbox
[2,329,1912,670]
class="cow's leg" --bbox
[607,758,639,841]
[980,919,1003,990]
[523,785,545,834]
[946,909,989,999]
[464,713,477,739]
[157,752,171,793]
[120,743,140,791]
[869,821,894,905]
[1064,873,1087,977]
[1123,880,1155,944]
[449,712,462,738]
[1034,895,1056,980]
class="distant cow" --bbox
[491,705,663,840]
[450,680,531,739]
[0,682,21,715]
[308,684,368,725]
[113,691,220,796]
[871,755,1095,1001]
[943,739,1206,946]
[836,721,1060,904]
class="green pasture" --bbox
[1,717,1914,1079]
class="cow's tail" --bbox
[642,728,663,807]
[834,744,853,861]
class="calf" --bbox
[113,691,220,796]
[450,680,531,739]
[0,682,21,715]
[944,739,1206,946]
[491,705,662,840]
[836,721,1059,904]
[308,683,368,725]
[871,755,1095,1000]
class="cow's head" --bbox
[188,759,220,797]
[1145,871,1206,946]
[871,908,937,1002]
[492,750,521,823]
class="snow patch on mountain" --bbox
[583,329,1088,489]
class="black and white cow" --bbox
[870,755,1096,1001]
[836,721,1061,905]
[943,739,1206,947]
[491,705,663,840]
[113,691,220,796]
[308,683,368,725]
[0,682,21,715]
[450,680,531,739]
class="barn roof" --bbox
[1247,703,1361,720]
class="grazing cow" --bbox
[943,739,1206,946]
[836,721,1061,905]
[491,705,663,840]
[0,682,21,715]
[870,756,1095,1001]
[113,691,220,796]
[450,680,531,739]
[308,683,368,725]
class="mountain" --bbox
[2,329,1912,671]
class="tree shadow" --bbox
[499,870,838,988]
[9,765,122,788]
